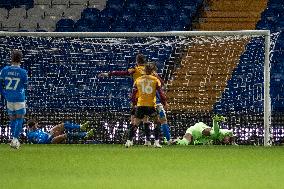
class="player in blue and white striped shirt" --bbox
[0,50,28,149]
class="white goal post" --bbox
[0,30,271,146]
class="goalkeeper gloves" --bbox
[213,115,226,122]
[177,138,189,145]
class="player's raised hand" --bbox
[98,72,109,78]
[213,115,226,122]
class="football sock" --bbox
[85,129,95,139]
[80,121,90,131]
[14,118,24,139]
[144,122,151,141]
[9,119,18,138]
[64,122,81,130]
[154,126,160,140]
[161,123,171,141]
[67,132,87,139]
[128,124,137,140]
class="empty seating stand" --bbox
[214,37,265,113]
[166,38,248,112]
[55,18,75,31]
[0,0,34,10]
[72,0,203,32]
[0,0,203,32]
[254,0,284,112]
[0,0,107,31]
[256,0,284,32]
[194,0,268,30]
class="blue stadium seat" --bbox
[275,17,284,25]
[144,0,161,10]
[257,1,284,33]
[55,18,75,32]
[92,18,111,32]
[214,38,267,114]
[0,0,34,9]
[74,19,94,32]
[106,0,124,11]
[180,0,202,7]
[121,7,137,18]
[125,0,143,8]
[256,20,275,31]
[0,0,13,9]
[267,0,284,9]
[163,3,179,15]
[110,17,134,32]
[106,0,125,4]
[81,7,101,22]
[100,7,121,23]
[274,38,284,51]
[261,9,280,22]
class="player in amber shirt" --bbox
[98,53,146,82]
[98,54,167,146]
[98,54,146,132]
[125,62,167,148]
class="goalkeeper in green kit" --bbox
[175,115,234,145]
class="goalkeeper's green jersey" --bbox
[185,121,233,145]
[185,122,211,144]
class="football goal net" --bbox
[0,30,274,146]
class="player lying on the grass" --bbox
[0,50,28,149]
[175,115,234,145]
[26,119,95,144]
[125,62,167,148]
[98,53,172,145]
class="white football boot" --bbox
[10,138,20,149]
[125,140,133,148]
[154,140,162,148]
[144,140,151,147]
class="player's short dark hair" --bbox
[27,119,37,128]
[145,62,157,75]
[136,53,146,65]
[11,50,22,63]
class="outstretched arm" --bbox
[98,69,135,77]
[109,70,132,76]
[213,118,220,134]
[212,115,226,134]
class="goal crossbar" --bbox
[0,30,270,37]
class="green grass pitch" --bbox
[0,144,283,189]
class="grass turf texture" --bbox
[0,144,283,189]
